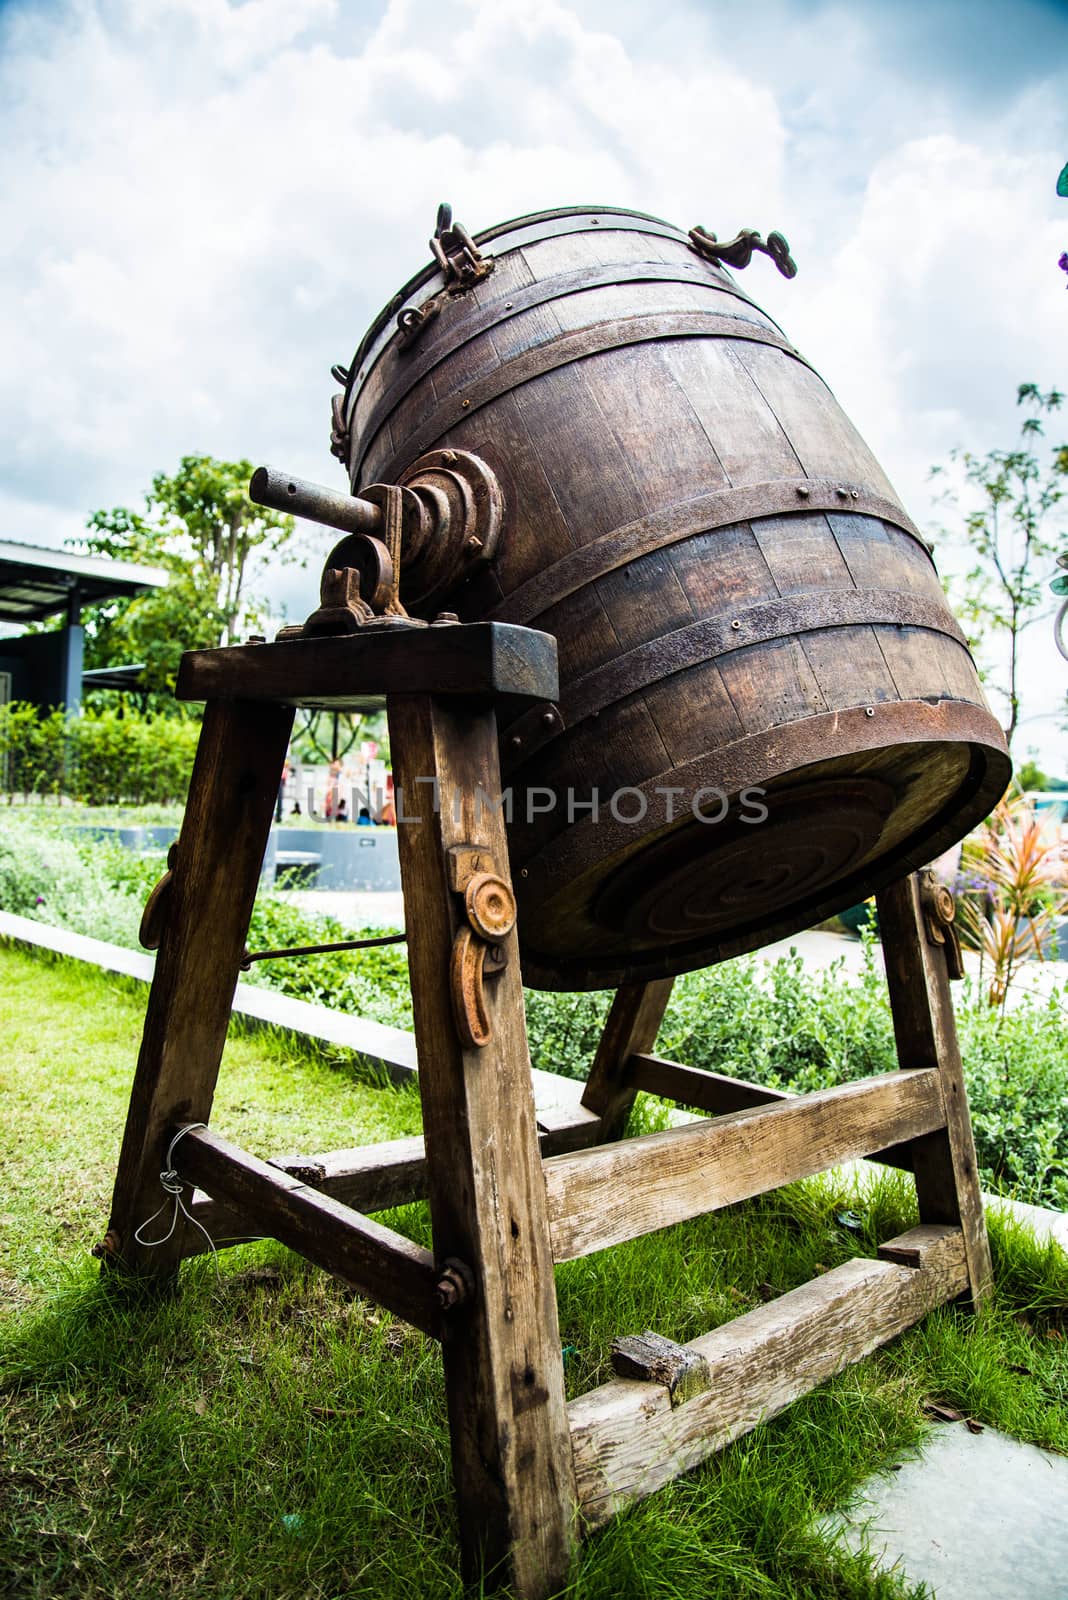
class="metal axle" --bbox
[249,465,382,537]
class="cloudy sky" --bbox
[3,0,1067,763]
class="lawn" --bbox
[2,944,1067,1600]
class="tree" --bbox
[1016,756,1050,791]
[74,455,299,696]
[931,384,1068,749]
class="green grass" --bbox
[2,944,1067,1600]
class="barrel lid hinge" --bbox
[430,203,494,292]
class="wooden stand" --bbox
[104,622,991,1600]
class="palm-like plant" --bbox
[955,795,1068,1008]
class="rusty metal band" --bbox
[360,312,813,487]
[344,208,697,390]
[513,699,1010,944]
[528,591,971,747]
[351,261,778,465]
[489,482,928,626]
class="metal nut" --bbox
[436,1257,475,1311]
[465,872,517,940]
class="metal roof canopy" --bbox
[0,539,168,623]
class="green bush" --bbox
[0,817,149,946]
[0,702,199,806]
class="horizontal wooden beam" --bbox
[176,621,559,710]
[171,1125,442,1336]
[568,1224,968,1530]
[625,1053,916,1173]
[625,1052,785,1115]
[183,1107,605,1256]
[543,1069,945,1262]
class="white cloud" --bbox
[2,0,1066,756]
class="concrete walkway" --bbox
[821,1423,1068,1599]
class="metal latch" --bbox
[430,202,494,291]
[447,845,516,1049]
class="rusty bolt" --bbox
[439,449,458,465]
[433,611,460,625]
[541,710,556,728]
[91,1229,121,1261]
[836,486,849,499]
[436,1257,475,1310]
[796,484,810,498]
[465,535,483,555]
[246,634,266,645]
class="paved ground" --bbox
[820,1423,1068,1598]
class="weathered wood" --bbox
[568,1225,968,1529]
[610,1331,711,1407]
[183,1110,607,1253]
[105,698,294,1279]
[388,690,575,1598]
[580,980,675,1141]
[176,621,559,711]
[545,1069,946,1262]
[625,1052,783,1115]
[171,1126,441,1337]
[624,1053,916,1173]
[876,1223,958,1270]
[876,873,993,1302]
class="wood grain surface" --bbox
[544,1069,946,1261]
[568,1225,968,1528]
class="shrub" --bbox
[0,703,200,806]
[0,817,148,946]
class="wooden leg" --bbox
[388,692,575,1600]
[580,979,675,1142]
[105,698,294,1280]
[875,873,993,1302]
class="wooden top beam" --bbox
[176,621,559,709]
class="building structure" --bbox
[0,540,167,713]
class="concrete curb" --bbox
[0,909,582,1117]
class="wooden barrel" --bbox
[336,206,1010,990]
